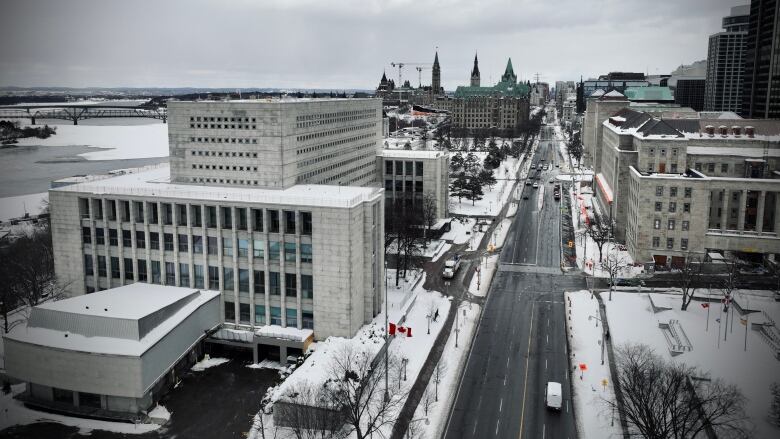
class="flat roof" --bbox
[379,149,446,159]
[51,164,383,209]
[169,98,377,105]
[36,283,196,320]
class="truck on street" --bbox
[442,254,461,278]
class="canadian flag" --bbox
[701,303,709,309]
[388,323,413,337]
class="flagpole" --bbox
[706,285,711,332]
[744,314,749,351]
[717,305,721,349]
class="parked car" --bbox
[610,278,645,287]
[545,382,562,410]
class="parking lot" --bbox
[0,356,279,439]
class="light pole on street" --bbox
[589,315,606,365]
[455,301,472,348]
[384,260,389,402]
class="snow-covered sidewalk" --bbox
[468,254,499,298]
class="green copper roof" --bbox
[454,80,529,98]
[504,58,514,77]
[623,86,674,102]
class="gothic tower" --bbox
[432,51,441,94]
[470,53,480,87]
[501,58,517,84]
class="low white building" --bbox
[3,283,220,417]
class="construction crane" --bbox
[415,66,432,87]
[389,62,431,88]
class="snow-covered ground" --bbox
[386,238,445,259]
[565,290,622,438]
[0,192,49,222]
[431,242,452,263]
[491,218,513,249]
[13,121,168,160]
[468,254,499,298]
[506,201,518,218]
[190,356,230,372]
[440,217,476,244]
[604,290,780,438]
[0,383,161,435]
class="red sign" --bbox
[579,363,588,371]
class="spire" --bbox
[434,51,440,68]
[470,53,480,87]
[504,58,514,77]
[432,51,441,94]
[381,71,387,82]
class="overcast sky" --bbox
[0,0,744,90]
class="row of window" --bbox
[225,302,313,328]
[296,132,375,156]
[297,142,375,168]
[191,177,262,185]
[80,199,312,235]
[654,186,693,197]
[694,162,730,174]
[651,237,689,250]
[646,147,679,157]
[653,219,690,231]
[295,109,376,129]
[85,255,313,296]
[384,160,425,177]
[189,138,258,146]
[295,123,376,143]
[317,159,375,184]
[190,116,256,123]
[192,164,259,172]
[385,179,424,193]
[296,153,375,183]
[654,201,692,213]
[83,229,313,262]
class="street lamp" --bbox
[384,259,389,403]
[455,301,472,348]
[588,315,606,365]
[407,418,430,438]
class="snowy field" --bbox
[12,120,168,161]
[604,290,780,438]
[565,290,623,438]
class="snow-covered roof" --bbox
[51,164,382,209]
[686,146,780,158]
[5,284,220,357]
[169,97,376,105]
[602,90,626,98]
[589,89,605,97]
[256,325,314,342]
[379,149,445,159]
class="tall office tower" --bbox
[704,5,749,112]
[741,0,780,118]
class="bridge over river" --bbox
[0,104,167,125]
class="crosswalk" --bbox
[497,263,562,275]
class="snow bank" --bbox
[147,404,171,422]
[492,218,513,248]
[468,254,499,297]
[440,218,476,244]
[191,356,230,372]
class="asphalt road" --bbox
[444,120,583,439]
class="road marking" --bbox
[495,419,500,435]
[546,334,549,344]
[542,423,546,439]
[518,301,535,439]
[566,399,570,412]
[499,397,503,412]
[506,357,510,368]
[503,375,507,386]
[473,422,478,436]
[545,358,548,369]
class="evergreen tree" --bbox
[449,152,464,172]
[465,177,484,205]
[477,168,497,190]
[450,172,469,203]
[464,152,480,174]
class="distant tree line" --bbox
[0,120,56,145]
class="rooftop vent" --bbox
[718,125,728,136]
[731,126,741,136]
[745,126,755,138]
[704,125,715,136]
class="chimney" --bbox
[609,116,624,127]
[705,125,715,136]
[745,126,755,138]
[719,125,728,136]
[731,126,741,136]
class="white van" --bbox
[545,381,562,410]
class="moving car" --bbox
[549,178,555,183]
[523,193,529,199]
[525,180,531,186]
[545,381,562,410]
[532,182,539,189]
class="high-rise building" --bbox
[742,0,780,118]
[704,5,749,112]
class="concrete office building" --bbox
[3,284,220,417]
[704,5,748,113]
[741,0,780,119]
[377,149,449,219]
[589,108,780,265]
[49,98,386,361]
[168,98,382,189]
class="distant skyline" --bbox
[0,0,744,90]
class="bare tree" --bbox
[421,384,435,417]
[433,359,447,402]
[584,213,612,262]
[276,383,346,439]
[601,249,629,301]
[322,344,406,439]
[720,258,740,300]
[604,343,748,439]
[419,194,438,248]
[676,252,703,311]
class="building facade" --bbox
[741,0,780,119]
[377,149,449,220]
[674,78,706,111]
[704,5,748,113]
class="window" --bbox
[96,228,105,245]
[655,202,662,212]
[236,208,247,230]
[151,261,160,284]
[178,234,189,252]
[647,163,654,172]
[98,256,108,278]
[239,269,250,292]
[652,237,660,248]
[148,203,159,223]
[163,203,173,225]
[221,207,232,229]
[270,306,282,325]
[192,205,202,227]
[285,273,297,297]
[682,221,689,231]
[684,187,692,198]
[165,262,175,285]
[302,311,314,329]
[208,236,218,255]
[708,163,715,173]
[654,219,661,229]
[385,179,393,190]
[93,199,103,220]
[206,206,217,228]
[108,229,118,246]
[301,275,313,299]
[180,263,190,286]
[121,200,130,222]
[193,235,203,254]
[285,242,297,262]
[134,201,144,223]
[655,186,663,196]
[415,161,423,176]
[648,148,655,156]
[225,302,235,321]
[669,187,678,197]
[208,266,219,289]
[254,270,265,294]
[394,160,403,175]
[110,257,120,279]
[301,211,312,235]
[253,240,264,259]
[223,267,234,290]
[124,258,134,280]
[221,237,233,256]
[253,209,264,232]
[300,244,312,263]
[385,160,393,174]
[239,303,250,324]
[82,227,91,244]
[668,219,676,230]
[79,392,102,409]
[668,202,676,213]
[194,264,204,288]
[666,238,674,249]
[671,163,678,173]
[84,255,93,276]
[681,238,688,250]
[164,233,173,251]
[269,210,280,233]
[284,211,296,234]
[672,148,678,157]
[255,305,266,325]
[269,241,280,260]
[694,162,702,171]
[234,239,248,258]
[122,230,132,247]
[53,388,74,405]
[270,272,281,295]
[137,259,146,282]
[177,204,188,226]
[286,307,298,327]
[721,163,728,173]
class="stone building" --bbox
[377,149,449,219]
